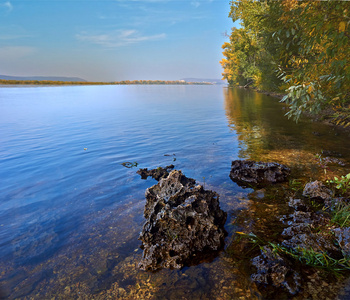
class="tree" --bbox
[222,0,350,125]
[221,0,281,91]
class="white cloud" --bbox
[0,1,13,12]
[76,29,166,47]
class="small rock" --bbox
[280,209,335,253]
[332,227,350,257]
[251,246,301,295]
[229,160,290,187]
[282,223,311,237]
[282,233,337,253]
[323,157,346,166]
[288,199,308,211]
[137,165,175,181]
[302,181,333,201]
[321,150,342,157]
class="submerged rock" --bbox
[288,198,308,212]
[321,150,343,158]
[229,160,290,187]
[137,165,175,181]
[139,170,227,271]
[322,156,346,166]
[251,246,301,295]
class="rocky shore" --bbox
[137,160,350,298]
[229,160,350,298]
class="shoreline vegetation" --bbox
[235,85,350,133]
[0,79,213,86]
[221,0,350,127]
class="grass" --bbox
[235,232,350,274]
[331,203,350,227]
[235,232,265,245]
[289,179,303,192]
[268,243,350,273]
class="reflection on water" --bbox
[0,86,349,299]
[224,87,350,180]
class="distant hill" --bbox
[0,75,86,82]
[182,78,226,85]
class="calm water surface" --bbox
[0,85,349,299]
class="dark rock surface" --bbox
[287,198,308,211]
[251,246,301,295]
[280,199,336,253]
[229,160,290,187]
[333,227,350,257]
[139,170,227,271]
[302,180,333,202]
[137,165,175,181]
[249,180,350,297]
[251,197,337,296]
[322,156,346,166]
[321,150,343,157]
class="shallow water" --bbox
[0,85,349,299]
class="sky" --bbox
[0,0,235,82]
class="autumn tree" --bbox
[222,0,350,124]
[221,0,281,90]
[270,1,350,122]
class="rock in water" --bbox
[138,170,227,271]
[251,246,301,295]
[137,165,175,181]
[302,180,333,201]
[229,160,290,187]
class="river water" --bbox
[0,85,349,299]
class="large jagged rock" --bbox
[139,170,227,271]
[251,246,301,295]
[229,160,290,187]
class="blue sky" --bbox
[0,0,234,81]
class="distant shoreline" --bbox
[0,79,214,86]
